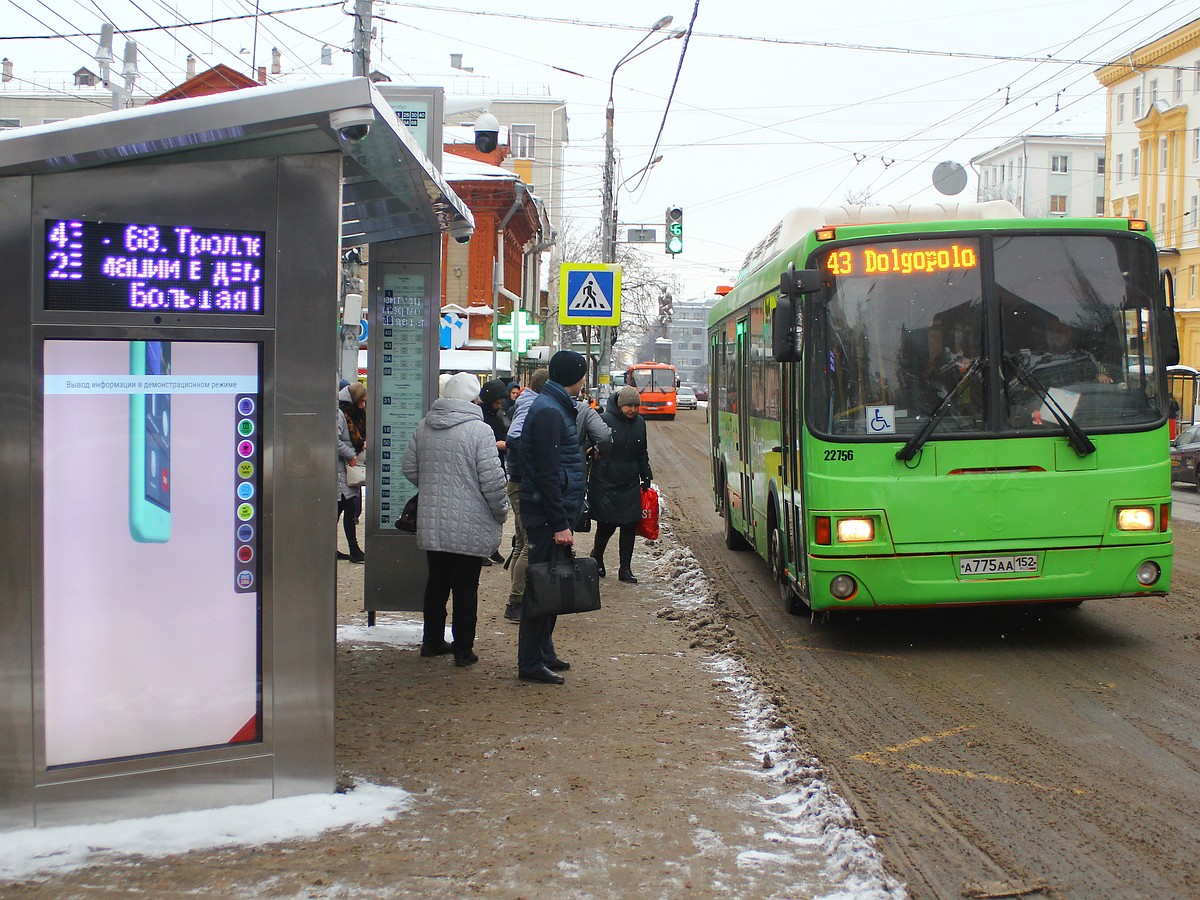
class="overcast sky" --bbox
[4,0,1200,298]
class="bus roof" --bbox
[737,201,1022,283]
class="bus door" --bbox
[736,315,752,533]
[784,359,805,585]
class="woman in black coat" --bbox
[589,386,653,583]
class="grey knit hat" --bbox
[616,386,641,407]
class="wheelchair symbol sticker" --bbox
[867,405,895,434]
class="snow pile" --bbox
[338,615,424,648]
[650,490,907,900]
[0,782,411,882]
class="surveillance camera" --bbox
[449,220,474,244]
[473,111,499,153]
[330,107,375,142]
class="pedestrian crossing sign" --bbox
[559,263,621,326]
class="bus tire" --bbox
[721,483,751,552]
[769,515,808,616]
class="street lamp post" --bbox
[598,15,675,389]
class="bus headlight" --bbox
[1136,562,1160,585]
[836,518,875,542]
[1116,507,1155,531]
[829,574,857,599]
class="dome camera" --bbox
[330,107,375,142]
[473,111,500,153]
[449,220,474,244]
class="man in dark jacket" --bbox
[478,378,511,565]
[517,350,589,684]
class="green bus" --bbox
[708,203,1178,615]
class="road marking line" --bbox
[852,726,1088,796]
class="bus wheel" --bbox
[722,486,751,552]
[770,522,808,616]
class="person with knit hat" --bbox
[402,372,509,667]
[516,350,589,684]
[589,384,653,583]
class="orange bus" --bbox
[626,361,678,420]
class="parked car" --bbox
[1170,423,1200,487]
[693,384,709,402]
[676,384,698,409]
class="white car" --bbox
[676,385,698,409]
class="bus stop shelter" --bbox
[0,77,468,829]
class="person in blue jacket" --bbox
[516,350,589,685]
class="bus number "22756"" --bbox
[823,449,854,462]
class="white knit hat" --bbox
[441,371,481,402]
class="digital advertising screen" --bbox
[42,339,262,768]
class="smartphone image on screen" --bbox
[129,340,171,543]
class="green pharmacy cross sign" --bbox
[495,309,542,353]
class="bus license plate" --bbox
[958,555,1038,576]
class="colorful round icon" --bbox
[237,523,254,542]
[237,482,255,500]
[236,570,254,589]
[237,503,254,521]
[237,397,256,416]
[238,461,255,479]
[237,545,254,564]
[237,440,255,458]
[238,418,255,437]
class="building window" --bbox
[1194,128,1200,162]
[1051,154,1068,173]
[1117,92,1125,122]
[1096,155,1105,175]
[509,124,535,159]
[1132,147,1140,177]
[1191,266,1197,299]
[1050,195,1068,215]
[1133,86,1142,117]
[0,118,19,130]
[1177,68,1185,101]
[1150,78,1159,105]
[1095,196,1105,216]
[1161,136,1169,170]
[1190,195,1198,229]
[1159,202,1167,238]
[1116,153,1124,181]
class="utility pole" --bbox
[352,0,372,77]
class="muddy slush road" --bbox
[653,408,1200,900]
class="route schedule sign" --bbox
[559,263,621,326]
[45,219,266,315]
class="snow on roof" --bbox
[442,153,519,183]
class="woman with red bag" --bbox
[589,386,653,583]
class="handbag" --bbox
[637,486,660,541]
[574,494,592,533]
[525,546,601,617]
[346,449,366,488]
[395,493,418,532]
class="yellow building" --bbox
[1097,20,1200,367]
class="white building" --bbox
[666,296,716,386]
[971,134,1105,218]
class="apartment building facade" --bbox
[1097,19,1200,366]
[666,296,715,387]
[971,134,1105,218]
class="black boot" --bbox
[591,552,606,578]
[618,568,637,584]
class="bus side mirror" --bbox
[1160,269,1181,367]
[773,263,820,362]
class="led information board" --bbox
[375,273,426,530]
[45,219,266,314]
[822,241,980,277]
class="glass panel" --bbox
[811,239,985,436]
[994,234,1161,431]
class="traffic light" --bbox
[665,206,683,256]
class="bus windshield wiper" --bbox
[1003,352,1095,457]
[896,356,983,461]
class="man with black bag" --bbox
[517,350,590,685]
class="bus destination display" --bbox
[45,219,266,314]
[823,242,979,277]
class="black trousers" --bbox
[592,521,637,570]
[517,524,558,673]
[337,491,363,555]
[422,551,484,652]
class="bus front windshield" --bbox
[629,367,676,393]
[810,233,1163,440]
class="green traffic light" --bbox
[667,236,683,254]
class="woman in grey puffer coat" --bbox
[402,372,509,667]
